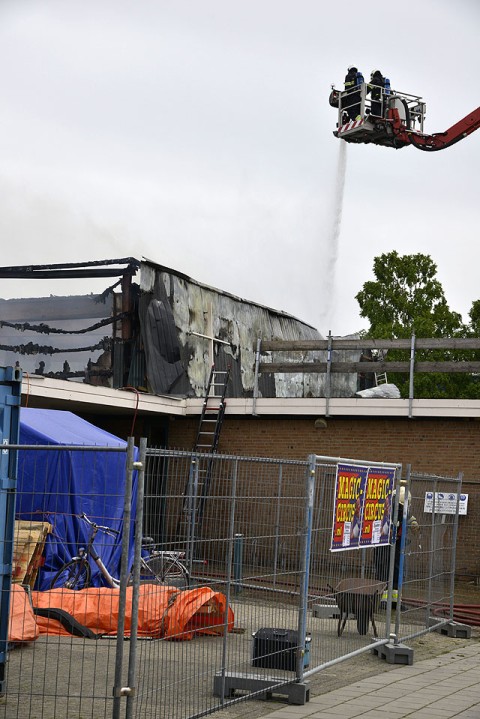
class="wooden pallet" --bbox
[12,521,52,589]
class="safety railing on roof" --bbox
[253,333,480,416]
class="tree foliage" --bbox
[355,251,480,399]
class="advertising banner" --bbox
[331,464,395,552]
[359,467,395,547]
[331,464,368,550]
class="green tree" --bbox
[468,300,480,334]
[355,251,479,398]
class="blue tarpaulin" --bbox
[15,408,137,589]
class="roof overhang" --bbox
[22,375,185,416]
[20,376,480,420]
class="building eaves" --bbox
[21,376,480,420]
[23,374,186,416]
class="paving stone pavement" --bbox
[264,642,480,719]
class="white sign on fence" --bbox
[424,492,468,515]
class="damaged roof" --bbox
[0,258,361,399]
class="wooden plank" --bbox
[13,521,52,588]
[259,361,480,374]
[260,338,480,352]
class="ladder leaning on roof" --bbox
[179,365,231,544]
[193,364,230,453]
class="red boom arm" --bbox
[395,106,480,152]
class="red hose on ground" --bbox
[403,597,480,627]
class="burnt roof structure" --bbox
[0,258,360,399]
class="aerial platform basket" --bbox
[329,79,480,151]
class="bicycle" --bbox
[49,513,190,590]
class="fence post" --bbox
[394,467,412,641]
[185,456,199,570]
[325,332,332,417]
[296,455,316,683]
[233,534,243,595]
[126,437,147,719]
[112,436,135,719]
[449,472,463,622]
[252,337,261,416]
[0,366,22,695]
[426,476,439,624]
[218,458,238,706]
[408,334,416,418]
[385,466,403,642]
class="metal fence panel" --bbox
[1,443,132,719]
[0,443,463,719]
[134,449,312,718]
[395,471,463,643]
[302,456,400,678]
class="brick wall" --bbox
[168,416,479,475]
[168,415,480,578]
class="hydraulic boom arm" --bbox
[399,106,480,152]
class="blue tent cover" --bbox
[16,408,137,589]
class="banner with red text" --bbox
[330,464,368,550]
[359,467,395,547]
[330,464,395,551]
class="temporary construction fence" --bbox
[2,437,140,719]
[0,443,464,719]
[302,458,464,677]
[394,470,464,645]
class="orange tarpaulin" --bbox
[8,585,39,643]
[32,585,234,640]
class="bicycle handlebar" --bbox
[79,512,120,537]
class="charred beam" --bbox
[0,269,135,279]
[0,258,139,273]
[0,313,129,335]
[0,337,111,356]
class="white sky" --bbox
[0,0,478,337]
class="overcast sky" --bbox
[0,0,479,337]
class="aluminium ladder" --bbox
[179,365,231,544]
[374,349,388,386]
[193,365,230,453]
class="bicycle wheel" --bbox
[50,558,91,590]
[141,556,190,589]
